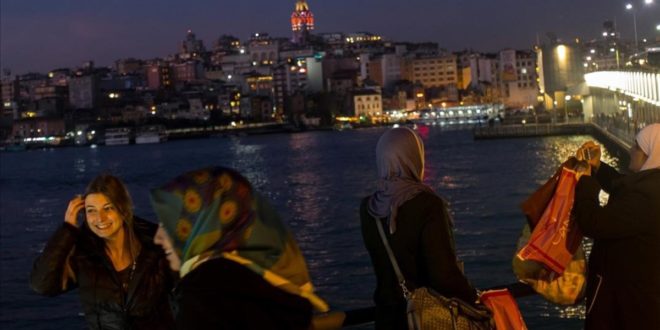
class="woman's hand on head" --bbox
[64,195,85,227]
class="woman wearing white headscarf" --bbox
[573,123,660,330]
[360,127,478,329]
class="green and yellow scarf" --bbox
[150,167,328,312]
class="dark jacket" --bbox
[360,192,478,330]
[573,163,660,330]
[172,257,312,330]
[30,218,176,330]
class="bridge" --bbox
[583,69,660,146]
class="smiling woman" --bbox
[29,174,176,330]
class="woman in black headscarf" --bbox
[573,123,660,329]
[360,127,478,329]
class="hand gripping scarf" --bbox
[150,167,328,312]
[637,123,660,171]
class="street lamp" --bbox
[626,3,638,50]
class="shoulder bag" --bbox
[375,217,493,330]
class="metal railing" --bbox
[473,123,590,139]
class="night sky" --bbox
[1,0,659,74]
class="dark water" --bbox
[0,127,623,329]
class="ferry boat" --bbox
[135,125,166,144]
[0,138,27,152]
[104,127,131,146]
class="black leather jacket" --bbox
[30,218,175,330]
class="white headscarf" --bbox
[367,127,435,233]
[637,123,660,171]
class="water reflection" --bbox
[285,133,325,228]
[0,128,628,329]
[228,137,268,190]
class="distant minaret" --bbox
[291,0,314,44]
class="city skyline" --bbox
[2,0,659,74]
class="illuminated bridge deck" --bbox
[473,123,591,139]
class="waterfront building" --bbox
[115,58,144,76]
[33,85,68,116]
[214,35,241,54]
[320,55,359,91]
[463,53,500,89]
[211,35,242,66]
[245,72,275,96]
[180,30,206,61]
[145,62,173,90]
[344,32,384,50]
[352,89,383,118]
[171,61,205,85]
[582,21,630,72]
[217,89,242,117]
[17,73,50,105]
[367,53,403,90]
[1,78,20,119]
[69,74,98,110]
[536,40,585,112]
[11,117,65,138]
[273,56,312,114]
[401,54,459,89]
[245,95,274,121]
[317,32,346,49]
[326,69,359,96]
[47,68,71,87]
[180,98,210,120]
[247,33,280,66]
[305,54,324,93]
[291,0,315,44]
[218,52,253,76]
[499,49,539,108]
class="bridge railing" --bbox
[585,70,660,107]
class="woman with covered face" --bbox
[360,127,479,329]
[30,174,175,330]
[572,123,660,329]
[150,167,328,330]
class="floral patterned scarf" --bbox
[150,167,328,312]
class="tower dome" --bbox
[291,0,314,44]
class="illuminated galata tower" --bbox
[291,0,314,44]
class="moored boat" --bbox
[135,125,167,144]
[104,127,131,146]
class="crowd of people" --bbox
[30,123,660,329]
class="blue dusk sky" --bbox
[1,0,659,74]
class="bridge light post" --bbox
[564,95,571,123]
[626,3,639,50]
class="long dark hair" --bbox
[84,173,141,261]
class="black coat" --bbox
[573,163,660,330]
[30,218,176,330]
[172,257,312,330]
[360,192,478,330]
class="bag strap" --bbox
[374,216,412,300]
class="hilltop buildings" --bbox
[3,0,650,142]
